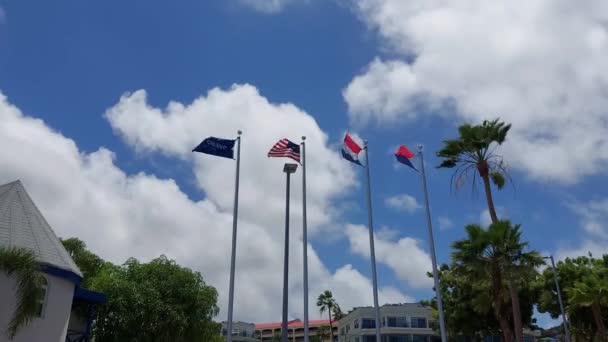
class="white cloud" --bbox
[331,264,414,309]
[557,199,608,259]
[0,88,412,323]
[105,85,353,237]
[344,0,608,183]
[346,224,433,288]
[385,193,421,213]
[437,216,453,231]
[239,0,300,13]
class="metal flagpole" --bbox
[549,255,571,342]
[301,137,309,342]
[417,145,448,342]
[226,130,242,342]
[282,163,298,342]
[363,141,382,342]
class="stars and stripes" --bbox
[268,138,301,163]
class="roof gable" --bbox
[0,180,83,280]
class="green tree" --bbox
[61,238,105,288]
[0,246,46,339]
[437,118,511,224]
[567,259,607,340]
[536,255,608,341]
[423,265,500,340]
[332,303,345,321]
[90,255,220,342]
[317,290,337,341]
[452,221,543,342]
[437,119,534,342]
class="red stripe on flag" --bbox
[396,145,415,159]
[344,134,362,154]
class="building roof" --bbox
[0,180,83,280]
[255,319,333,329]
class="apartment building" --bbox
[255,319,338,341]
[221,321,259,341]
[337,304,440,342]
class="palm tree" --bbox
[332,303,345,321]
[567,268,608,340]
[437,118,511,223]
[452,221,543,342]
[0,246,46,339]
[317,290,337,341]
[437,119,530,341]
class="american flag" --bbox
[267,138,301,163]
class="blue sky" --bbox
[1,0,607,326]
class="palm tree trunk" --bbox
[591,302,606,341]
[478,161,499,224]
[508,281,524,342]
[493,268,513,342]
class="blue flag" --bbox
[192,137,236,159]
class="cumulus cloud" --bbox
[344,0,608,183]
[557,199,608,259]
[105,85,353,237]
[239,0,300,13]
[0,88,413,323]
[385,193,421,213]
[346,224,433,288]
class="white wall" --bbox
[0,272,75,342]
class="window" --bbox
[354,319,359,329]
[346,324,351,333]
[35,277,48,318]
[363,336,377,342]
[362,319,376,329]
[386,317,409,328]
[410,317,427,328]
[341,327,345,336]
[412,335,430,342]
[387,336,411,342]
[429,321,439,330]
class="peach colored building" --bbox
[255,319,338,342]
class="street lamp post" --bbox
[282,163,298,342]
[544,255,571,342]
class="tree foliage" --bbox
[451,221,543,342]
[437,118,511,223]
[61,238,105,288]
[60,238,221,342]
[536,255,608,341]
[317,290,338,340]
[0,246,46,339]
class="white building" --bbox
[337,304,440,342]
[0,180,106,342]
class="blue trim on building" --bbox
[40,263,82,285]
[74,287,107,304]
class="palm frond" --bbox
[437,119,513,194]
[0,246,45,339]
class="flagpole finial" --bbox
[418,144,424,152]
[237,130,242,136]
[302,136,306,141]
[364,140,369,148]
